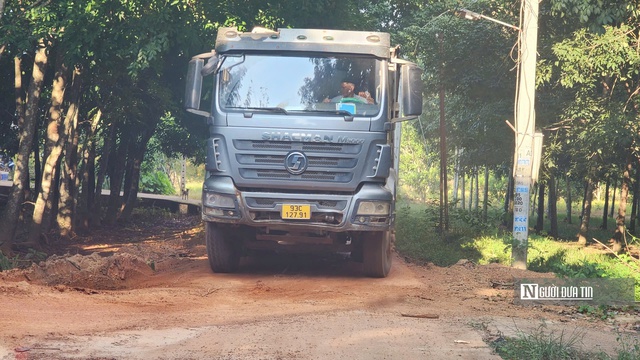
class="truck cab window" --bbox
[218,54,382,116]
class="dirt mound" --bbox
[2,252,154,290]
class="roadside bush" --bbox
[140,170,175,195]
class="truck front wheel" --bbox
[205,222,241,273]
[362,230,392,278]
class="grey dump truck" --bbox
[184,27,423,277]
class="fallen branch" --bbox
[400,313,439,319]
[202,287,220,297]
[591,238,640,271]
[490,281,514,289]
[15,346,61,352]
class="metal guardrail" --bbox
[0,180,201,214]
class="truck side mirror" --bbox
[185,58,204,113]
[401,64,423,118]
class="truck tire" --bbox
[205,222,240,273]
[362,230,392,278]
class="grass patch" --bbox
[186,180,202,200]
[0,248,47,271]
[394,203,486,266]
[491,326,640,360]
[395,201,640,300]
[491,325,595,360]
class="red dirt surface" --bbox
[0,214,637,359]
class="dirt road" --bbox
[0,215,634,359]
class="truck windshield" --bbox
[218,54,382,117]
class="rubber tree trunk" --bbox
[601,179,610,230]
[453,147,460,207]
[103,134,130,225]
[28,53,69,245]
[611,154,633,253]
[78,110,101,231]
[535,182,545,233]
[57,67,83,237]
[482,165,489,222]
[630,163,639,235]
[33,127,41,197]
[120,129,155,220]
[468,172,474,211]
[548,173,558,238]
[36,49,64,208]
[437,34,448,233]
[580,181,588,220]
[461,173,466,210]
[90,121,116,227]
[14,56,27,199]
[577,179,594,246]
[610,179,617,218]
[475,166,480,213]
[565,175,572,224]
[0,47,48,254]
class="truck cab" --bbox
[185,27,422,277]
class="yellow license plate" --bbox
[281,204,311,219]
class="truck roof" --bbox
[215,27,391,59]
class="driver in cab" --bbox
[324,81,374,104]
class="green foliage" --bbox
[0,252,14,271]
[549,0,639,33]
[552,26,640,89]
[492,325,592,360]
[399,121,438,201]
[0,248,47,271]
[139,171,175,195]
[577,304,615,320]
[466,235,512,265]
[615,333,640,360]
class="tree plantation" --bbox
[1,0,639,262]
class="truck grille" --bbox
[234,140,362,183]
[243,169,352,182]
[241,140,353,153]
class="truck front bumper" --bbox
[201,176,393,232]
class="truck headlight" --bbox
[356,201,390,216]
[203,193,236,209]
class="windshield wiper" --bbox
[301,109,355,120]
[306,109,352,116]
[226,107,355,121]
[227,106,289,115]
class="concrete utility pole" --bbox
[181,155,187,193]
[511,0,539,269]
